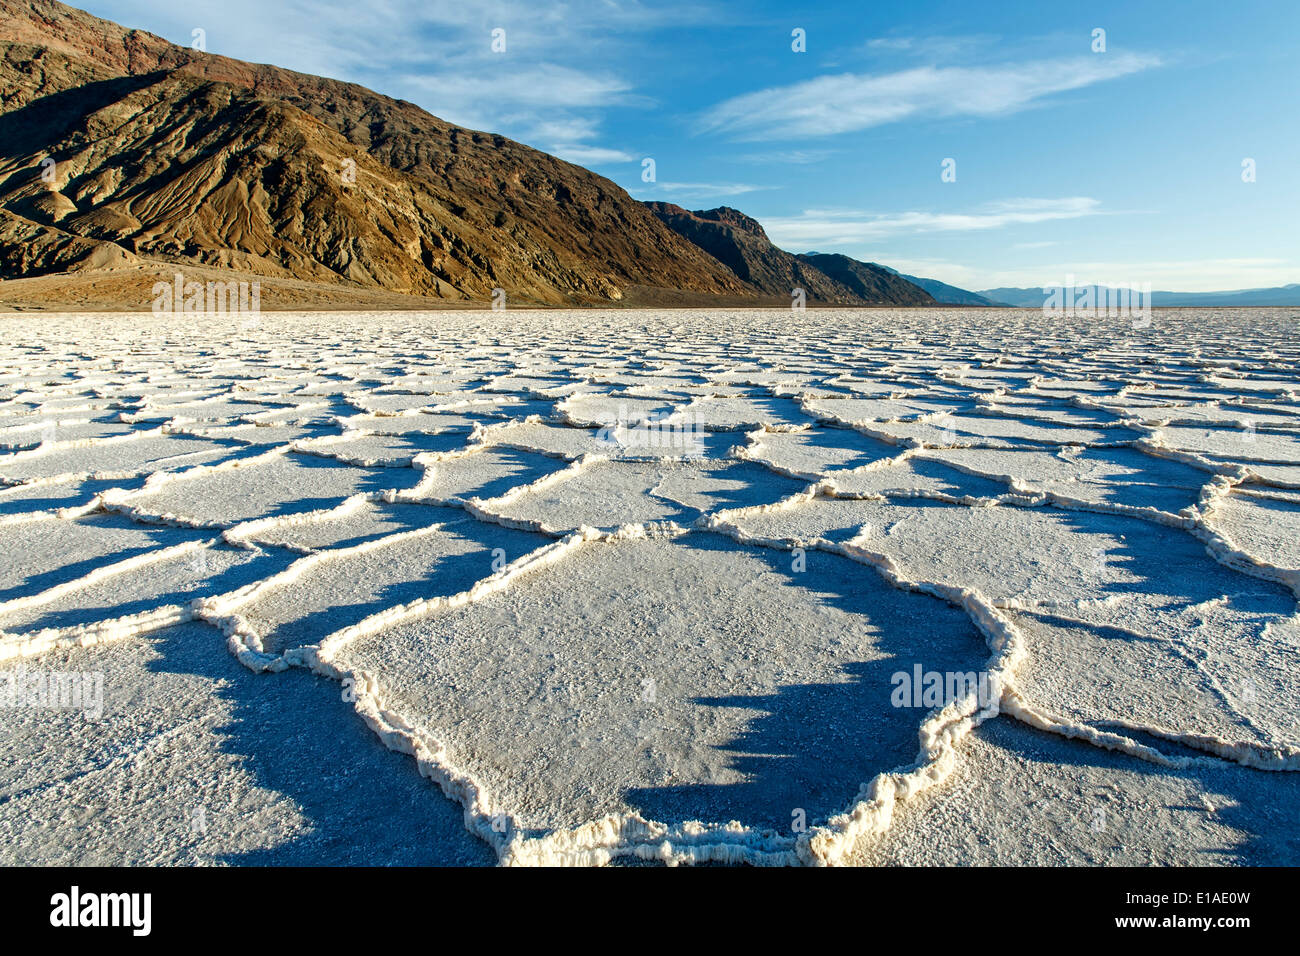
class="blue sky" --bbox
[82,0,1300,291]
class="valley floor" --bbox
[1,307,1297,866]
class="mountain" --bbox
[898,275,1007,307]
[797,253,939,305]
[646,204,934,306]
[0,0,755,306]
[868,263,1005,306]
[980,284,1300,308]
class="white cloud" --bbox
[522,117,603,144]
[550,145,639,165]
[699,53,1161,140]
[733,149,836,165]
[763,197,1103,247]
[866,37,915,51]
[399,66,635,115]
[861,34,996,59]
[635,182,772,201]
[83,0,676,154]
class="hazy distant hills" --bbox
[871,265,1007,306]
[981,285,1300,308]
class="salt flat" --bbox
[1,307,1298,866]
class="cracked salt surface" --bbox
[1,308,1298,866]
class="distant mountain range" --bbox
[980,285,1300,308]
[875,267,1008,306]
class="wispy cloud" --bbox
[635,182,773,201]
[84,0,680,155]
[861,34,997,59]
[763,197,1103,247]
[732,149,837,165]
[550,145,639,166]
[699,53,1161,140]
[400,66,636,114]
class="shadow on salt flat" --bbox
[0,475,149,515]
[943,717,1300,865]
[0,545,295,634]
[144,623,495,865]
[487,458,807,531]
[610,429,743,461]
[128,453,426,524]
[651,460,810,517]
[672,394,820,430]
[249,518,553,656]
[2,436,272,483]
[622,535,991,833]
[317,430,471,463]
[419,447,571,501]
[245,501,467,551]
[1205,493,1300,570]
[0,514,210,603]
[828,456,1009,499]
[748,427,899,474]
[341,533,987,837]
[458,398,558,423]
[251,397,363,425]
